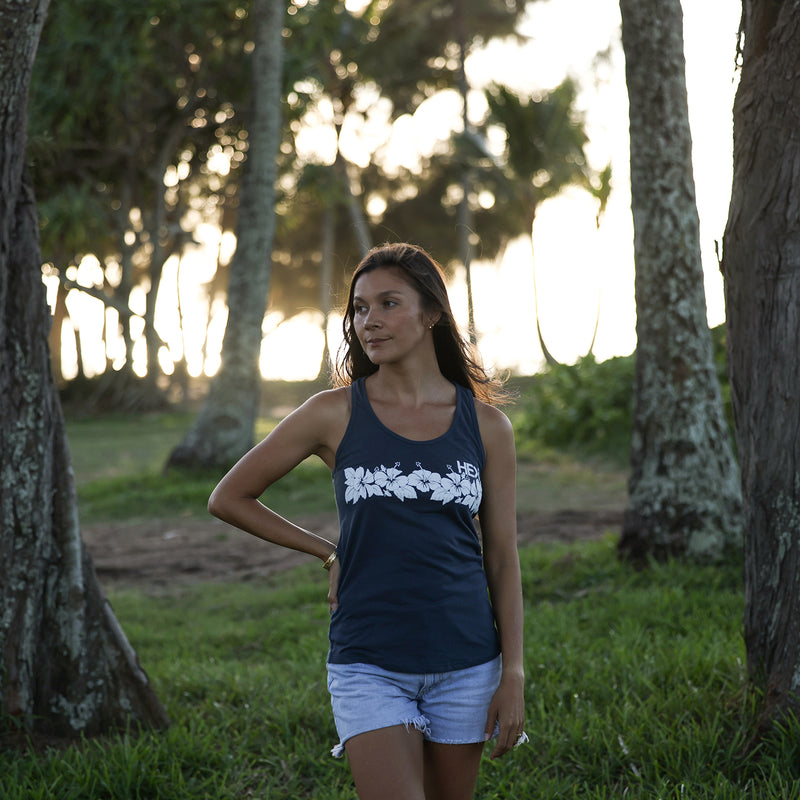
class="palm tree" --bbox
[167,0,285,469]
[486,80,611,362]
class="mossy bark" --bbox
[0,0,168,739]
[722,1,800,728]
[618,0,742,563]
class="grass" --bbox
[7,408,791,797]
[66,410,337,523]
[66,409,627,523]
[3,540,799,798]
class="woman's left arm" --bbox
[476,402,525,760]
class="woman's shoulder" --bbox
[299,386,351,420]
[282,387,351,462]
[473,397,514,444]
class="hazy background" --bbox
[48,0,740,382]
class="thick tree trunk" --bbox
[0,0,168,739]
[167,0,285,470]
[617,0,742,563]
[722,2,800,728]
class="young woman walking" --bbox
[208,242,525,800]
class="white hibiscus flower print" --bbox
[456,479,482,515]
[386,473,417,501]
[408,465,442,493]
[430,475,460,504]
[344,460,481,511]
[344,467,367,503]
[344,467,385,503]
[372,466,390,490]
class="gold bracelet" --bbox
[322,549,338,571]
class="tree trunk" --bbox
[0,0,168,739]
[115,178,137,376]
[722,2,800,729]
[48,278,68,384]
[455,10,477,345]
[317,205,335,380]
[617,0,742,563]
[142,121,186,389]
[166,0,284,470]
[335,149,372,258]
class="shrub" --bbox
[512,324,732,462]
[513,353,635,462]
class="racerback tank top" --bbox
[328,377,500,673]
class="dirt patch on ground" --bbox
[83,509,623,591]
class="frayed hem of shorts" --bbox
[488,730,529,748]
[330,715,432,758]
[331,742,346,758]
[426,732,529,747]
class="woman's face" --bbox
[351,266,437,366]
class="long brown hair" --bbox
[333,243,509,405]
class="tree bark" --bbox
[722,1,800,728]
[617,0,742,563]
[166,0,285,470]
[0,0,168,739]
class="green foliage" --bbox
[512,323,733,464]
[29,0,537,336]
[65,409,336,523]
[513,353,636,463]
[30,0,251,264]
[77,458,335,524]
[274,0,533,304]
[486,78,597,214]
[3,541,798,798]
[64,407,628,523]
[359,0,527,116]
[710,322,735,435]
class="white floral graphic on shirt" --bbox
[344,461,482,515]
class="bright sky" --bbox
[52,0,742,381]
[284,0,741,376]
[453,0,741,371]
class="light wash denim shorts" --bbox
[326,655,503,757]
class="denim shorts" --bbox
[326,655,503,757]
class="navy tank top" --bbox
[328,377,501,673]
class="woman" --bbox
[208,243,525,800]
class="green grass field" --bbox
[65,406,628,522]
[3,406,799,798]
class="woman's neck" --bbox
[366,364,452,408]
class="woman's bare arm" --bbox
[476,401,525,759]
[207,388,349,565]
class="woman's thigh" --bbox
[345,724,426,800]
[423,740,484,800]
